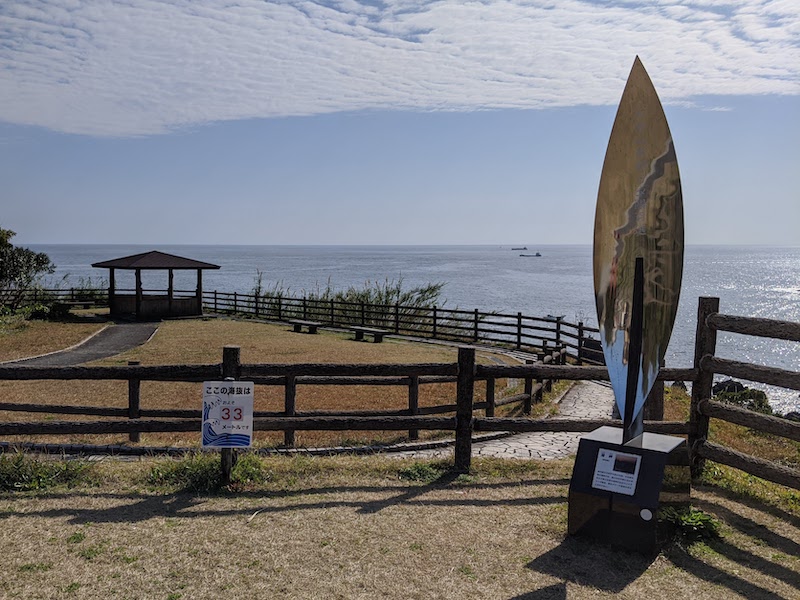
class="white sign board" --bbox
[202,381,254,448]
[591,448,641,496]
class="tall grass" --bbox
[250,272,452,334]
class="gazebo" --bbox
[92,251,220,319]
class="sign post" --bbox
[203,345,252,486]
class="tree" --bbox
[0,227,55,308]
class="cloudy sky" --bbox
[2,0,798,245]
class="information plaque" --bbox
[202,381,254,448]
[592,449,642,496]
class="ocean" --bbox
[30,244,800,414]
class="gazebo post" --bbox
[108,268,116,314]
[135,269,142,319]
[196,268,203,316]
[168,269,174,316]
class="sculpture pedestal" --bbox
[568,426,686,554]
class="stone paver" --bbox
[393,381,615,460]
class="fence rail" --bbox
[689,296,800,490]
[200,289,601,362]
[1,296,798,491]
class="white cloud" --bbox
[0,0,797,136]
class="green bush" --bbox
[230,452,270,485]
[397,462,445,483]
[0,453,93,491]
[717,388,773,415]
[660,506,721,544]
[147,452,270,492]
[147,453,222,492]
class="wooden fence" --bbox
[202,289,603,362]
[0,296,798,490]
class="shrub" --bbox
[660,506,721,544]
[147,452,270,492]
[0,453,93,491]
[716,388,773,415]
[147,453,222,492]
[397,462,445,483]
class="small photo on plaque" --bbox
[591,449,642,496]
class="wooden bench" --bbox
[350,326,389,343]
[289,319,322,334]
[55,300,95,310]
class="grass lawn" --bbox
[0,455,798,600]
[1,317,799,598]
[0,315,106,363]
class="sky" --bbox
[1,0,798,246]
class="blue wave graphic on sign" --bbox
[202,422,251,447]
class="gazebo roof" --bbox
[92,250,220,270]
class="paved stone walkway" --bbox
[392,381,616,460]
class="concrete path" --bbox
[391,381,615,460]
[7,321,160,367]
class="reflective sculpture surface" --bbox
[593,57,684,431]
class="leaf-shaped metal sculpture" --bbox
[594,57,684,440]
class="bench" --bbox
[289,319,322,334]
[350,326,389,343]
[55,300,95,310]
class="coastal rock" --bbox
[712,379,745,395]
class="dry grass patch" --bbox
[1,455,798,600]
[0,318,106,363]
[100,318,461,366]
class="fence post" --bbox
[360,301,365,326]
[473,309,479,342]
[516,312,522,350]
[690,297,719,478]
[555,316,562,347]
[233,292,238,314]
[303,298,307,320]
[524,359,534,414]
[330,299,335,326]
[454,347,475,473]
[254,293,259,318]
[643,359,665,421]
[394,303,400,333]
[542,341,552,392]
[432,307,438,339]
[220,346,241,486]
[485,377,495,417]
[577,322,584,365]
[285,375,296,447]
[277,297,282,321]
[214,290,218,312]
[408,375,419,441]
[127,360,141,443]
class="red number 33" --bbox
[221,407,243,421]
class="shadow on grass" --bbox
[526,536,655,594]
[0,476,571,525]
[663,544,790,600]
[508,582,567,600]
